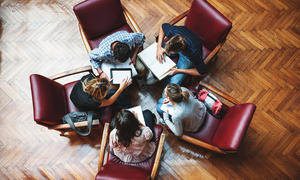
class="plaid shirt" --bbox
[89,31,145,69]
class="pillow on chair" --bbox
[198,89,224,118]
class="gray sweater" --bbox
[162,87,207,136]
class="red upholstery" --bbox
[106,125,163,174]
[30,74,114,128]
[88,24,133,50]
[73,0,127,40]
[212,103,256,150]
[30,74,67,125]
[184,0,232,50]
[95,164,148,180]
[64,81,79,113]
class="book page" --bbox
[127,106,145,126]
[138,43,176,80]
[101,58,137,78]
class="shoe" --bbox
[145,72,158,85]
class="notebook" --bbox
[137,42,176,80]
[127,106,145,126]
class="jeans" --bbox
[156,98,165,118]
[165,52,193,85]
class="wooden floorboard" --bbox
[0,0,299,179]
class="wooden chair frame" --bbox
[178,81,240,154]
[78,5,142,54]
[98,123,166,180]
[155,10,226,64]
[46,65,101,135]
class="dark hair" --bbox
[165,35,187,54]
[113,42,131,63]
[115,109,142,147]
[166,83,189,103]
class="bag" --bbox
[62,111,101,136]
[198,89,223,116]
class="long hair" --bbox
[165,35,187,54]
[166,83,189,103]
[115,109,142,147]
[81,78,110,102]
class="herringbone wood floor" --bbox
[0,0,299,179]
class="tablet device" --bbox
[110,68,132,85]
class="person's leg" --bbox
[168,53,193,85]
[143,110,155,133]
[156,98,165,118]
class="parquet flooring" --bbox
[0,0,299,179]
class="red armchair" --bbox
[174,82,256,154]
[159,0,232,64]
[96,123,166,180]
[73,0,142,53]
[30,66,113,135]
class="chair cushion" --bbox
[184,112,220,144]
[88,24,133,50]
[30,74,67,125]
[73,0,127,40]
[184,0,232,50]
[95,163,149,180]
[212,103,256,150]
[106,125,163,174]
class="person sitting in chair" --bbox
[156,83,206,136]
[70,74,132,111]
[109,109,156,163]
[89,31,147,80]
[156,23,207,85]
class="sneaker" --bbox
[145,72,158,85]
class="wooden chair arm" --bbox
[203,43,223,64]
[49,65,93,80]
[169,10,189,26]
[180,135,225,154]
[150,133,166,180]
[198,81,240,105]
[78,24,92,54]
[98,123,110,171]
[123,6,142,33]
[51,119,100,130]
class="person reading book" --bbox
[89,31,147,80]
[156,23,207,85]
[109,109,156,163]
[156,83,206,136]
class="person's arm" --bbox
[163,112,183,136]
[156,25,166,63]
[89,48,110,78]
[130,46,142,65]
[99,77,132,108]
[169,67,206,77]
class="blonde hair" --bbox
[166,83,189,103]
[165,35,187,54]
[82,78,110,102]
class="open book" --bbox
[101,58,137,79]
[127,106,145,126]
[138,42,176,80]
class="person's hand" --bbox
[129,55,137,65]
[132,111,139,119]
[119,76,132,91]
[156,46,166,63]
[163,98,169,104]
[169,67,178,76]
